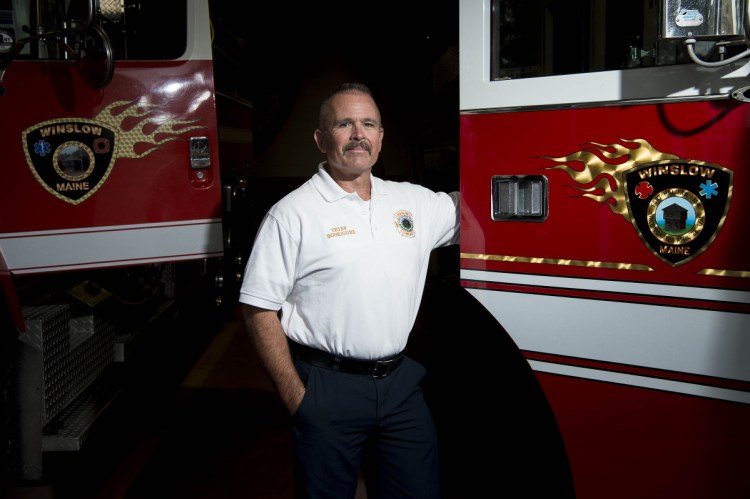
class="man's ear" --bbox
[313,129,326,153]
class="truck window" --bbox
[490,0,743,80]
[3,0,187,61]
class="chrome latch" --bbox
[190,136,210,169]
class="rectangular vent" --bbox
[492,175,548,221]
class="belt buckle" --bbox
[372,359,394,378]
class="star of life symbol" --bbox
[543,139,733,268]
[22,118,117,205]
[20,99,205,205]
[624,159,732,267]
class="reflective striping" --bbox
[1,219,223,274]
[529,359,750,405]
[464,286,750,384]
[460,268,750,305]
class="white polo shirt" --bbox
[239,163,460,360]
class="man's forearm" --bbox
[241,304,305,414]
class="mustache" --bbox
[344,140,372,153]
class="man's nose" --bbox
[351,123,366,138]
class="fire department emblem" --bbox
[394,210,415,238]
[624,159,732,267]
[544,138,733,267]
[21,100,205,205]
[22,118,117,205]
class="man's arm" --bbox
[241,304,305,414]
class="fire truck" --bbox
[0,0,255,485]
[459,1,749,498]
[3,0,749,496]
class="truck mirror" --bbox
[78,24,114,88]
[661,0,750,67]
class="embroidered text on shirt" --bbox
[326,225,357,238]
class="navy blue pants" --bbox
[292,356,440,499]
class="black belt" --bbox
[289,340,404,378]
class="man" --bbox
[240,82,459,499]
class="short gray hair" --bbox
[318,82,380,129]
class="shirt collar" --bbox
[312,162,389,202]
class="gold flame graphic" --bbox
[543,138,678,219]
[94,100,205,158]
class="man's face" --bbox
[314,92,384,177]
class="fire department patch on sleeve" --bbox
[22,118,117,205]
[623,159,733,267]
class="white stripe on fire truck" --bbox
[460,269,750,305]
[529,360,750,405]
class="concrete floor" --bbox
[10,266,575,499]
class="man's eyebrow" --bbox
[332,117,380,125]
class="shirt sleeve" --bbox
[238,212,298,310]
[432,190,460,248]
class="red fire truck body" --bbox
[0,2,222,283]
[3,0,749,495]
[460,1,750,497]
[0,0,234,483]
